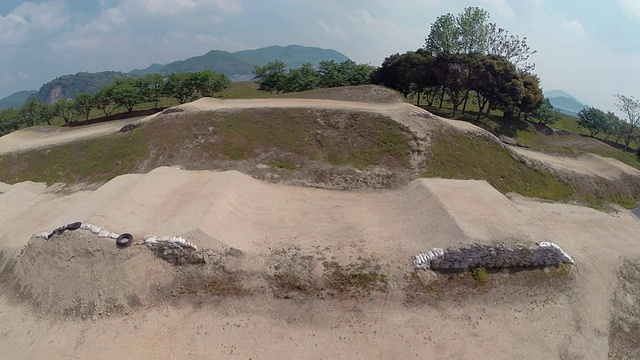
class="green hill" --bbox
[544,90,587,116]
[0,90,37,109]
[33,71,130,103]
[131,45,350,79]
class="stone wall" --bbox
[414,242,574,271]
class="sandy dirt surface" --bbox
[510,146,640,180]
[0,167,639,359]
[1,96,640,359]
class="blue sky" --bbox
[1,0,639,112]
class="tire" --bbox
[116,233,133,249]
[53,226,66,236]
[66,222,82,231]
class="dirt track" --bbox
[1,97,640,359]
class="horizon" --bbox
[2,0,640,114]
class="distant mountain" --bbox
[544,90,588,116]
[129,63,164,77]
[33,71,130,104]
[0,90,37,109]
[16,45,350,104]
[131,45,350,79]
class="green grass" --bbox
[421,129,574,202]
[0,108,412,185]
[0,128,150,185]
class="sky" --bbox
[1,0,640,113]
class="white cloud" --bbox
[118,0,242,16]
[0,1,69,45]
[479,0,515,17]
[316,20,347,41]
[618,0,640,21]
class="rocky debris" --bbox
[119,123,140,133]
[144,236,205,265]
[414,241,574,270]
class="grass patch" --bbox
[421,129,573,201]
[0,128,149,185]
[0,108,412,185]
[271,159,297,170]
[322,256,389,297]
[471,267,489,282]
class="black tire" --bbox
[116,233,133,249]
[53,226,66,236]
[66,222,82,231]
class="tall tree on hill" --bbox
[369,51,437,104]
[614,93,640,152]
[425,13,461,55]
[518,74,544,121]
[487,23,537,72]
[457,7,490,54]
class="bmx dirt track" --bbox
[1,95,640,359]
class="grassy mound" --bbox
[0,108,413,186]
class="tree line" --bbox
[0,70,230,136]
[253,60,375,94]
[577,94,640,153]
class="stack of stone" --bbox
[414,242,574,270]
[144,236,204,265]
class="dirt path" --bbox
[1,97,640,358]
[1,167,639,359]
[509,145,640,180]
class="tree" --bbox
[518,74,544,120]
[369,51,436,104]
[139,73,165,108]
[53,99,75,125]
[577,107,609,137]
[110,78,143,112]
[456,7,490,54]
[163,73,196,104]
[602,112,622,141]
[425,13,461,55]
[18,98,40,127]
[36,101,56,126]
[614,93,640,152]
[93,85,118,116]
[487,23,537,72]
[253,61,287,94]
[192,70,230,98]
[282,63,319,92]
[472,54,524,121]
[532,98,559,125]
[73,93,94,120]
[0,107,20,135]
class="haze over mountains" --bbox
[0,45,349,108]
[544,90,588,116]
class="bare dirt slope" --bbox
[1,94,640,359]
[0,167,640,359]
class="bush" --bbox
[472,266,488,282]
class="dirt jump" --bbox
[1,94,639,359]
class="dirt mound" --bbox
[279,85,405,104]
[2,231,175,318]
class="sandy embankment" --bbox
[1,96,640,358]
[0,167,639,359]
